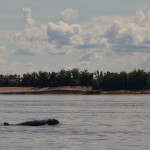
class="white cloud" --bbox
[95,11,150,54]
[72,11,150,71]
[61,8,78,20]
[23,8,36,25]
[12,8,82,55]
[47,21,82,46]
[12,9,150,55]
[14,24,47,42]
[3,8,150,73]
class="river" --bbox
[0,95,150,150]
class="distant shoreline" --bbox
[0,86,150,95]
[0,86,91,94]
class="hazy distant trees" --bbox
[0,74,20,87]
[95,69,147,90]
[0,69,149,90]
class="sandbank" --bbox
[0,86,149,94]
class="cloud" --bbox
[72,11,150,68]
[14,49,34,56]
[45,44,72,55]
[4,8,150,73]
[12,9,150,55]
[12,8,82,56]
[23,8,36,25]
[100,11,150,54]
[79,51,102,61]
[61,8,78,20]
[47,21,82,46]
[14,24,47,42]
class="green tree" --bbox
[70,68,80,86]
[93,70,103,89]
[79,69,93,86]
[37,71,50,87]
[128,69,147,90]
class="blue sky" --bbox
[0,0,150,74]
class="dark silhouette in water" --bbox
[4,119,59,126]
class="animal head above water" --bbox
[47,119,59,125]
[4,122,9,126]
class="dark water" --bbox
[0,95,150,150]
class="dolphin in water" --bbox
[4,119,59,126]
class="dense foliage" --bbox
[0,69,150,90]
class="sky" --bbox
[0,0,150,74]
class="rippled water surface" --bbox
[0,95,150,150]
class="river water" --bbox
[0,95,150,150]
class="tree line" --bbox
[0,69,150,90]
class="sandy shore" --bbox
[0,86,149,94]
[0,86,92,94]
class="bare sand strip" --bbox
[0,86,92,94]
[0,87,149,94]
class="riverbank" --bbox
[0,86,92,94]
[0,86,150,94]
[86,90,150,95]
